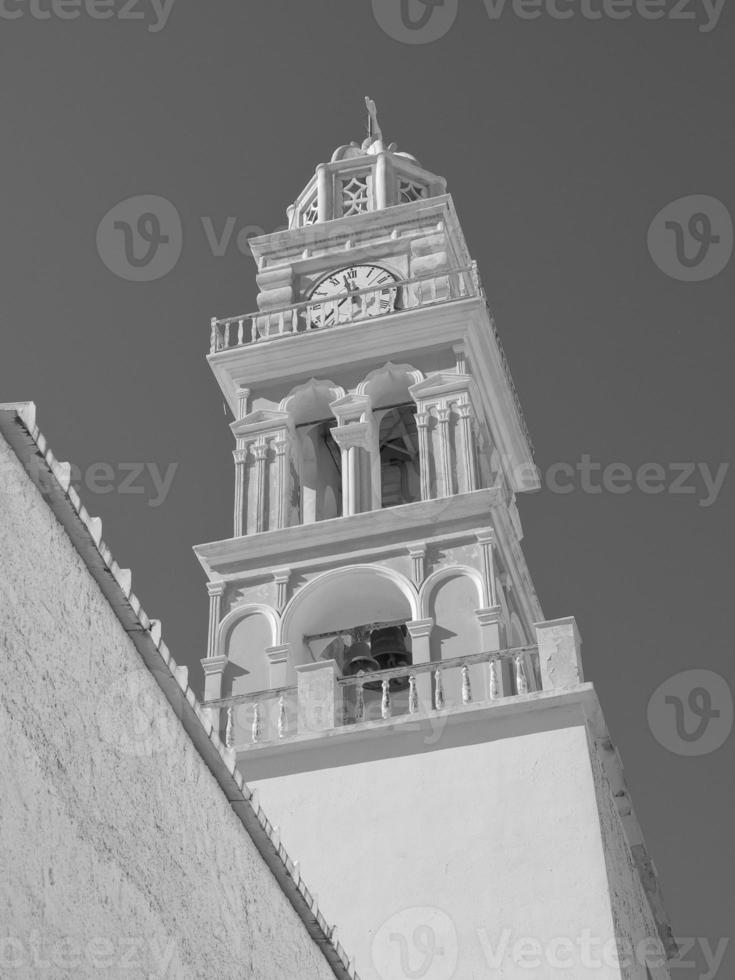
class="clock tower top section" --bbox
[287,98,447,228]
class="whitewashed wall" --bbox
[0,431,337,980]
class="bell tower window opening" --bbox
[302,196,319,226]
[341,175,370,216]
[297,418,342,524]
[377,403,420,509]
[399,178,426,204]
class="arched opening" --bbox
[281,380,344,525]
[376,404,420,508]
[299,421,341,523]
[358,364,424,511]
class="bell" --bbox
[342,639,380,677]
[370,626,411,689]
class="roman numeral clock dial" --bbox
[308,265,398,327]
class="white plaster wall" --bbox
[589,738,671,979]
[0,434,335,980]
[250,717,638,980]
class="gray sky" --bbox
[2,1,733,974]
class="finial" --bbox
[364,96,383,148]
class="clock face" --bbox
[308,264,398,327]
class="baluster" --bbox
[305,304,313,330]
[252,703,262,743]
[210,318,217,354]
[381,678,391,719]
[430,277,437,302]
[515,654,529,695]
[408,675,418,714]
[461,665,472,705]
[277,693,287,739]
[332,299,339,324]
[279,311,285,335]
[237,318,244,345]
[488,657,501,700]
[355,676,365,722]
[250,317,258,344]
[434,668,445,710]
[225,706,234,749]
[360,292,369,318]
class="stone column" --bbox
[252,442,268,533]
[233,448,248,537]
[476,531,497,608]
[317,163,333,222]
[457,401,478,492]
[415,412,432,500]
[375,152,393,209]
[436,407,453,497]
[273,438,289,530]
[205,581,226,660]
[330,422,373,516]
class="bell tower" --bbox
[195,103,675,979]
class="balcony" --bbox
[205,644,545,751]
[209,264,480,354]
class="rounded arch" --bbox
[216,602,280,658]
[279,378,345,424]
[418,565,484,620]
[280,564,419,666]
[356,362,424,408]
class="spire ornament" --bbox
[364,96,383,148]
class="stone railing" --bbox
[338,645,541,726]
[209,264,480,354]
[202,618,584,750]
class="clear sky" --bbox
[2,1,733,975]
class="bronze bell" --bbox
[342,638,380,677]
[370,626,411,689]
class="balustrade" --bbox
[206,645,541,748]
[209,266,478,354]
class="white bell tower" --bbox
[195,102,675,980]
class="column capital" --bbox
[206,580,226,598]
[406,618,433,639]
[330,421,372,452]
[476,530,496,546]
[200,654,228,674]
[266,643,290,665]
[475,605,502,627]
